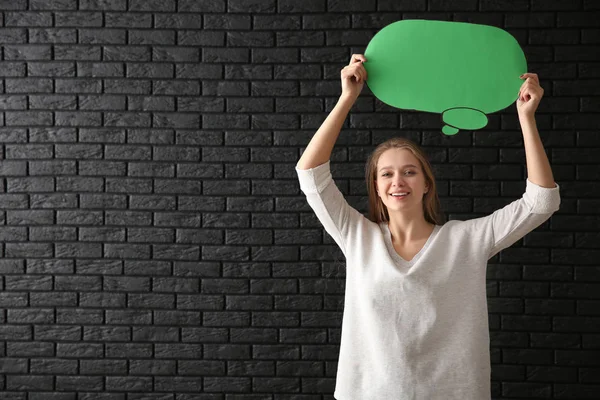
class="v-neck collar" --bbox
[381,222,440,268]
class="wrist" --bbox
[338,93,358,106]
[518,112,536,123]
[339,93,358,102]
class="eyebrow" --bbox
[379,164,418,172]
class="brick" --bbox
[104,46,151,61]
[80,194,126,209]
[79,161,126,176]
[129,195,176,210]
[328,0,376,11]
[30,0,76,9]
[0,62,26,77]
[228,32,273,47]
[177,97,223,112]
[79,28,126,44]
[204,15,251,30]
[0,96,26,110]
[5,111,53,126]
[3,45,51,60]
[30,127,76,142]
[54,45,101,60]
[104,144,151,160]
[104,79,151,94]
[0,0,26,9]
[128,227,174,242]
[6,243,53,258]
[154,14,203,29]
[154,179,202,194]
[29,160,76,175]
[529,29,580,44]
[153,113,200,129]
[55,144,102,158]
[29,226,76,241]
[0,28,26,43]
[178,0,225,12]
[105,12,152,28]
[153,80,199,95]
[203,114,249,129]
[29,28,77,43]
[277,31,322,46]
[5,12,52,26]
[203,81,249,96]
[127,63,173,78]
[56,176,104,192]
[129,0,175,11]
[79,95,126,110]
[56,78,102,93]
[153,46,199,62]
[203,48,249,63]
[55,12,103,27]
[252,81,297,96]
[178,31,224,46]
[30,28,77,44]
[303,14,350,29]
[558,11,600,27]
[79,131,126,148]
[105,112,151,127]
[28,61,76,76]
[128,96,175,111]
[55,111,102,126]
[128,162,174,178]
[79,0,126,10]
[4,75,52,92]
[129,30,176,45]
[228,98,272,113]
[279,0,325,12]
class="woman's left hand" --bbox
[516,73,543,119]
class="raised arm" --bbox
[517,73,557,189]
[296,54,368,170]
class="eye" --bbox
[382,171,415,177]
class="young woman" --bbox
[295,54,560,400]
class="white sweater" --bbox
[296,160,561,400]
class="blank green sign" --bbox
[364,20,527,135]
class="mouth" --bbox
[389,192,410,199]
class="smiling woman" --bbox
[295,53,561,400]
[366,137,445,227]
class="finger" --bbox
[350,54,365,65]
[518,80,528,94]
[520,73,540,86]
[358,67,365,82]
[349,64,364,82]
[524,80,542,94]
[521,87,535,102]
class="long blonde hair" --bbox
[365,137,446,225]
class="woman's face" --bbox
[375,148,429,212]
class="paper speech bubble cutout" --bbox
[364,20,527,135]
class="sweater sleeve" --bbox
[486,178,561,260]
[295,160,366,257]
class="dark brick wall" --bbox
[0,0,598,399]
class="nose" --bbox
[392,176,407,187]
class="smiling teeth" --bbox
[391,193,408,196]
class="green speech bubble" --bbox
[364,20,527,135]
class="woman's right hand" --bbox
[340,54,367,100]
